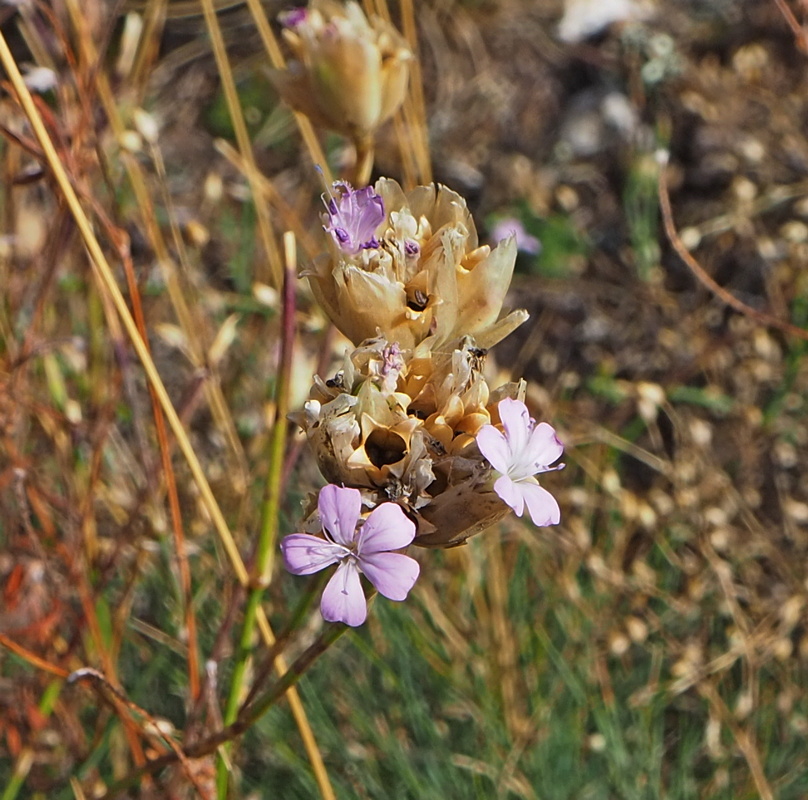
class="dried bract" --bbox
[270,1,411,141]
[305,179,528,350]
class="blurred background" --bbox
[1,0,808,797]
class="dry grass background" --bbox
[2,0,808,798]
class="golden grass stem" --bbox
[0,30,333,798]
[130,0,168,97]
[243,0,333,183]
[400,0,432,184]
[198,0,282,287]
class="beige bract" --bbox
[306,178,528,351]
[295,336,527,547]
[270,1,411,141]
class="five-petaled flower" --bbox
[476,398,564,527]
[280,484,420,626]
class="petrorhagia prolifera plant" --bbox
[281,180,565,625]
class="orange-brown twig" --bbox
[0,634,69,679]
[773,0,808,54]
[657,152,808,343]
[68,668,212,799]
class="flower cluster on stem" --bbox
[270,7,565,624]
[280,180,565,625]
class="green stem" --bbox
[99,623,348,800]
[216,250,296,798]
[1,679,62,800]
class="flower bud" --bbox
[270,1,411,141]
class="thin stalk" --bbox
[198,0,282,287]
[243,0,333,183]
[99,621,348,800]
[0,30,325,790]
[241,571,329,711]
[237,622,348,732]
[399,0,432,184]
[217,234,297,797]
[120,240,201,702]
[130,0,168,97]
[353,136,375,186]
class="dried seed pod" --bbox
[270,1,411,141]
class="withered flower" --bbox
[270,1,411,141]
[295,336,534,547]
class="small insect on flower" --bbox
[280,484,420,626]
[476,398,564,527]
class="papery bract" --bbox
[305,178,528,350]
[270,1,411,140]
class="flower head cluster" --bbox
[270,1,411,142]
[283,178,564,625]
[306,179,528,351]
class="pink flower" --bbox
[476,398,564,526]
[489,217,541,255]
[280,484,420,626]
[323,182,385,255]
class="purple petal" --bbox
[279,8,307,27]
[520,481,561,526]
[528,422,564,471]
[357,503,415,555]
[324,182,385,255]
[476,424,511,474]
[498,398,531,456]
[318,484,361,546]
[493,474,525,517]
[359,552,420,601]
[320,560,367,626]
[489,218,541,255]
[280,534,346,575]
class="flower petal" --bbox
[476,424,511,474]
[520,481,561,527]
[280,534,347,575]
[498,397,531,456]
[359,552,420,601]
[493,474,525,517]
[357,502,416,554]
[318,484,361,546]
[325,183,385,254]
[527,422,564,471]
[320,560,367,626]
